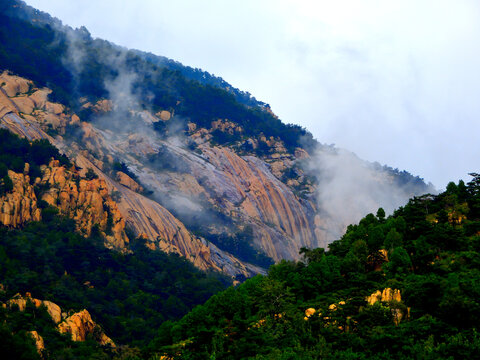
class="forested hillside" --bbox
[0,130,230,359]
[148,175,480,359]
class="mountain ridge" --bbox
[0,0,434,278]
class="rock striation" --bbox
[0,71,314,276]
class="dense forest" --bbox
[147,174,480,359]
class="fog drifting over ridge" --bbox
[25,0,480,189]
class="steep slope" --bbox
[0,0,434,274]
[0,68,433,273]
[0,72,261,277]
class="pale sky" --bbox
[25,0,480,189]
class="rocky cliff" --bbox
[0,161,129,250]
[0,70,431,276]
[6,292,62,324]
[0,71,261,277]
[40,159,128,249]
[0,169,41,227]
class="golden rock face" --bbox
[365,288,406,325]
[4,292,115,348]
[6,293,62,324]
[116,171,143,193]
[39,160,129,249]
[366,288,402,305]
[28,331,45,354]
[58,309,115,347]
[0,170,41,227]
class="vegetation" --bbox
[0,207,230,357]
[0,129,70,196]
[148,174,480,359]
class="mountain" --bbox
[0,0,434,279]
[0,3,473,358]
[147,175,480,359]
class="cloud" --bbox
[307,145,435,241]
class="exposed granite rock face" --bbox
[81,99,113,114]
[0,169,41,227]
[366,288,406,325]
[58,309,115,347]
[0,158,128,250]
[6,293,62,324]
[0,72,32,97]
[0,71,321,275]
[74,153,262,277]
[40,160,128,249]
[116,171,143,193]
[366,288,402,305]
[28,331,45,354]
[42,300,62,324]
[157,110,171,121]
[5,292,114,348]
[132,142,323,261]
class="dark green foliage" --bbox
[0,129,70,190]
[0,318,40,360]
[85,167,98,180]
[148,175,480,359]
[0,302,113,360]
[0,208,230,351]
[200,226,275,269]
[112,161,138,181]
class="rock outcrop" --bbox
[116,171,143,193]
[366,288,407,325]
[6,293,62,324]
[58,309,115,347]
[0,169,41,227]
[5,293,114,347]
[28,331,45,354]
[0,158,129,250]
[132,142,323,262]
[366,288,402,305]
[40,160,128,249]
[0,71,321,276]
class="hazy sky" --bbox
[25,0,480,189]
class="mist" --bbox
[307,145,435,241]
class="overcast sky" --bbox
[25,0,480,189]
